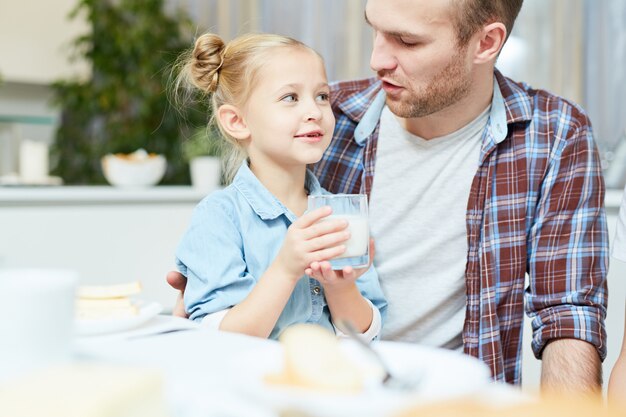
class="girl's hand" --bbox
[274,206,350,281]
[305,239,375,291]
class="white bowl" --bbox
[101,152,166,187]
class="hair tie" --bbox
[215,53,225,73]
[207,53,225,93]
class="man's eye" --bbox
[281,94,297,102]
[399,38,418,47]
[316,93,330,102]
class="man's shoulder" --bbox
[497,72,591,129]
[329,77,382,120]
[498,75,586,117]
[330,77,381,103]
[329,77,379,94]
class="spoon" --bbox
[338,320,422,391]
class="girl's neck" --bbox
[248,160,309,216]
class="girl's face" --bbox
[240,47,335,171]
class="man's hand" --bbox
[541,338,602,396]
[166,271,188,318]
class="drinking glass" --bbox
[307,194,370,269]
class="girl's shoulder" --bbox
[194,184,243,217]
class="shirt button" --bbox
[313,286,321,295]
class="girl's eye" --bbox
[316,92,330,102]
[281,94,297,102]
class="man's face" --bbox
[365,0,475,119]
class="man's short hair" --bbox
[452,0,524,46]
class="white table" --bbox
[73,315,529,417]
[75,316,279,417]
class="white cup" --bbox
[307,194,370,269]
[19,139,49,182]
[0,268,78,382]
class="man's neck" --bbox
[399,73,495,140]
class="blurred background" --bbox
[1,0,625,185]
[1,0,625,394]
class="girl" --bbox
[174,33,386,340]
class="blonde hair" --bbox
[174,32,311,183]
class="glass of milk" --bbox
[307,194,370,269]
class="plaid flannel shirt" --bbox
[312,70,608,384]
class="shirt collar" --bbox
[494,69,534,125]
[489,75,509,144]
[233,161,323,221]
[354,89,387,145]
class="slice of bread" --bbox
[267,324,364,393]
[77,281,142,299]
[0,364,170,417]
[76,281,142,320]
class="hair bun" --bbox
[190,33,225,93]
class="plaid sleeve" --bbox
[525,106,609,361]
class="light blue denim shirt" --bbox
[176,161,387,340]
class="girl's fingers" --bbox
[311,245,346,263]
[306,261,322,279]
[342,266,354,278]
[307,230,350,252]
[301,217,349,240]
[320,262,337,281]
[295,206,333,229]
[309,261,321,274]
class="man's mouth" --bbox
[380,78,403,94]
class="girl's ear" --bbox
[217,105,250,141]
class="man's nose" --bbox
[370,33,396,72]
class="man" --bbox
[169,0,608,394]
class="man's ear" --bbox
[217,104,250,141]
[473,22,507,64]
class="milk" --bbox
[328,214,369,258]
[308,194,370,269]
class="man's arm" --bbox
[541,339,602,396]
[526,104,608,393]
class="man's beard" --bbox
[383,49,472,119]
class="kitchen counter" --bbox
[0,185,210,206]
[0,185,622,207]
[0,186,213,312]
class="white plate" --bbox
[75,300,162,336]
[241,340,493,417]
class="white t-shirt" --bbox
[369,105,490,347]
[612,184,626,262]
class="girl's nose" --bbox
[304,101,323,121]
